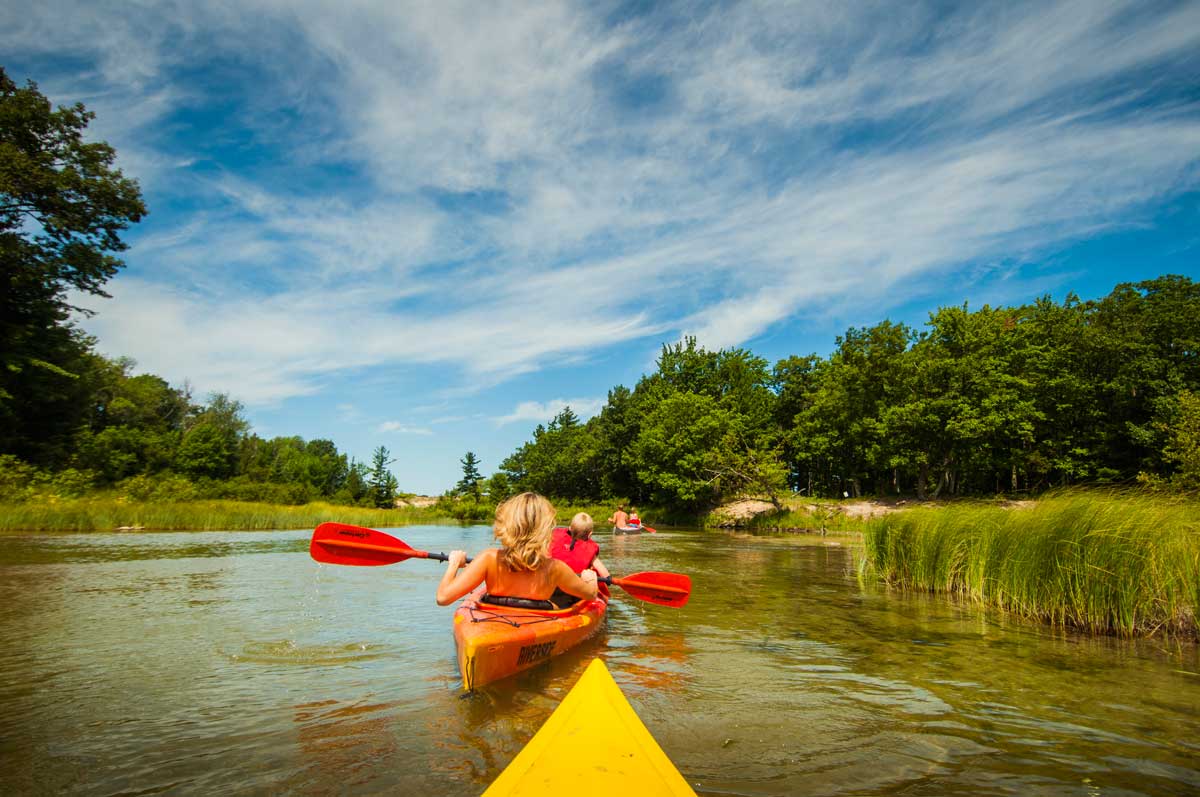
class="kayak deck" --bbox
[453,585,609,691]
[484,658,696,796]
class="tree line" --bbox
[491,275,1200,511]
[0,348,403,507]
[0,68,404,507]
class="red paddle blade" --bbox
[310,522,427,566]
[611,571,691,607]
[642,526,657,534]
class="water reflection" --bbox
[0,527,1196,796]
[283,698,401,792]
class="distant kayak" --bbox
[483,657,696,796]
[453,584,609,690]
[613,525,644,535]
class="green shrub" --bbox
[117,473,200,502]
[0,456,95,501]
[0,455,42,501]
[43,468,96,498]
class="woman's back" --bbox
[482,549,565,600]
[436,492,599,607]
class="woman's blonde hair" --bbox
[493,492,555,571]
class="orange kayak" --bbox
[453,584,609,690]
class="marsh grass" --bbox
[0,498,451,532]
[862,491,1200,637]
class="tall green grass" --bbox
[862,492,1200,638]
[0,498,453,532]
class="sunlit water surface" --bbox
[0,526,1196,795]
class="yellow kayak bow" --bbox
[484,658,696,796]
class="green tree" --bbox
[629,392,730,509]
[175,423,238,480]
[456,451,483,500]
[484,471,512,501]
[305,439,349,496]
[789,322,913,497]
[499,408,605,499]
[773,354,824,494]
[0,68,146,464]
[335,457,371,505]
[1162,390,1200,490]
[174,393,248,480]
[73,355,189,482]
[1089,276,1200,478]
[368,445,399,508]
[592,385,640,498]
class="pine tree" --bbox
[456,451,482,500]
[368,446,398,508]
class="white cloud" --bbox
[494,397,607,428]
[377,421,433,435]
[20,1,1200,406]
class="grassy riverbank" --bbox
[0,494,683,533]
[862,492,1200,638]
[0,498,453,532]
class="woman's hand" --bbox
[579,568,599,599]
[437,549,487,606]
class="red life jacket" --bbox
[628,515,641,526]
[549,526,599,574]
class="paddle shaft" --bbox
[601,575,688,596]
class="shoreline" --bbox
[0,498,456,533]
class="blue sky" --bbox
[4,0,1198,494]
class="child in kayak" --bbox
[548,513,610,607]
[627,508,641,528]
[436,492,598,609]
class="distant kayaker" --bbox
[627,508,641,527]
[608,504,629,530]
[436,492,598,609]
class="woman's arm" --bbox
[436,549,492,605]
[552,559,598,600]
[590,556,610,580]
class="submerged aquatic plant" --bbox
[862,492,1200,638]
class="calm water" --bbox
[1,525,1197,796]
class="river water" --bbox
[0,525,1196,796]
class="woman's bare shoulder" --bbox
[545,557,577,580]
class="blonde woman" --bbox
[436,492,598,609]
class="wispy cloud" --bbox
[494,398,607,428]
[378,421,433,435]
[12,0,1199,406]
